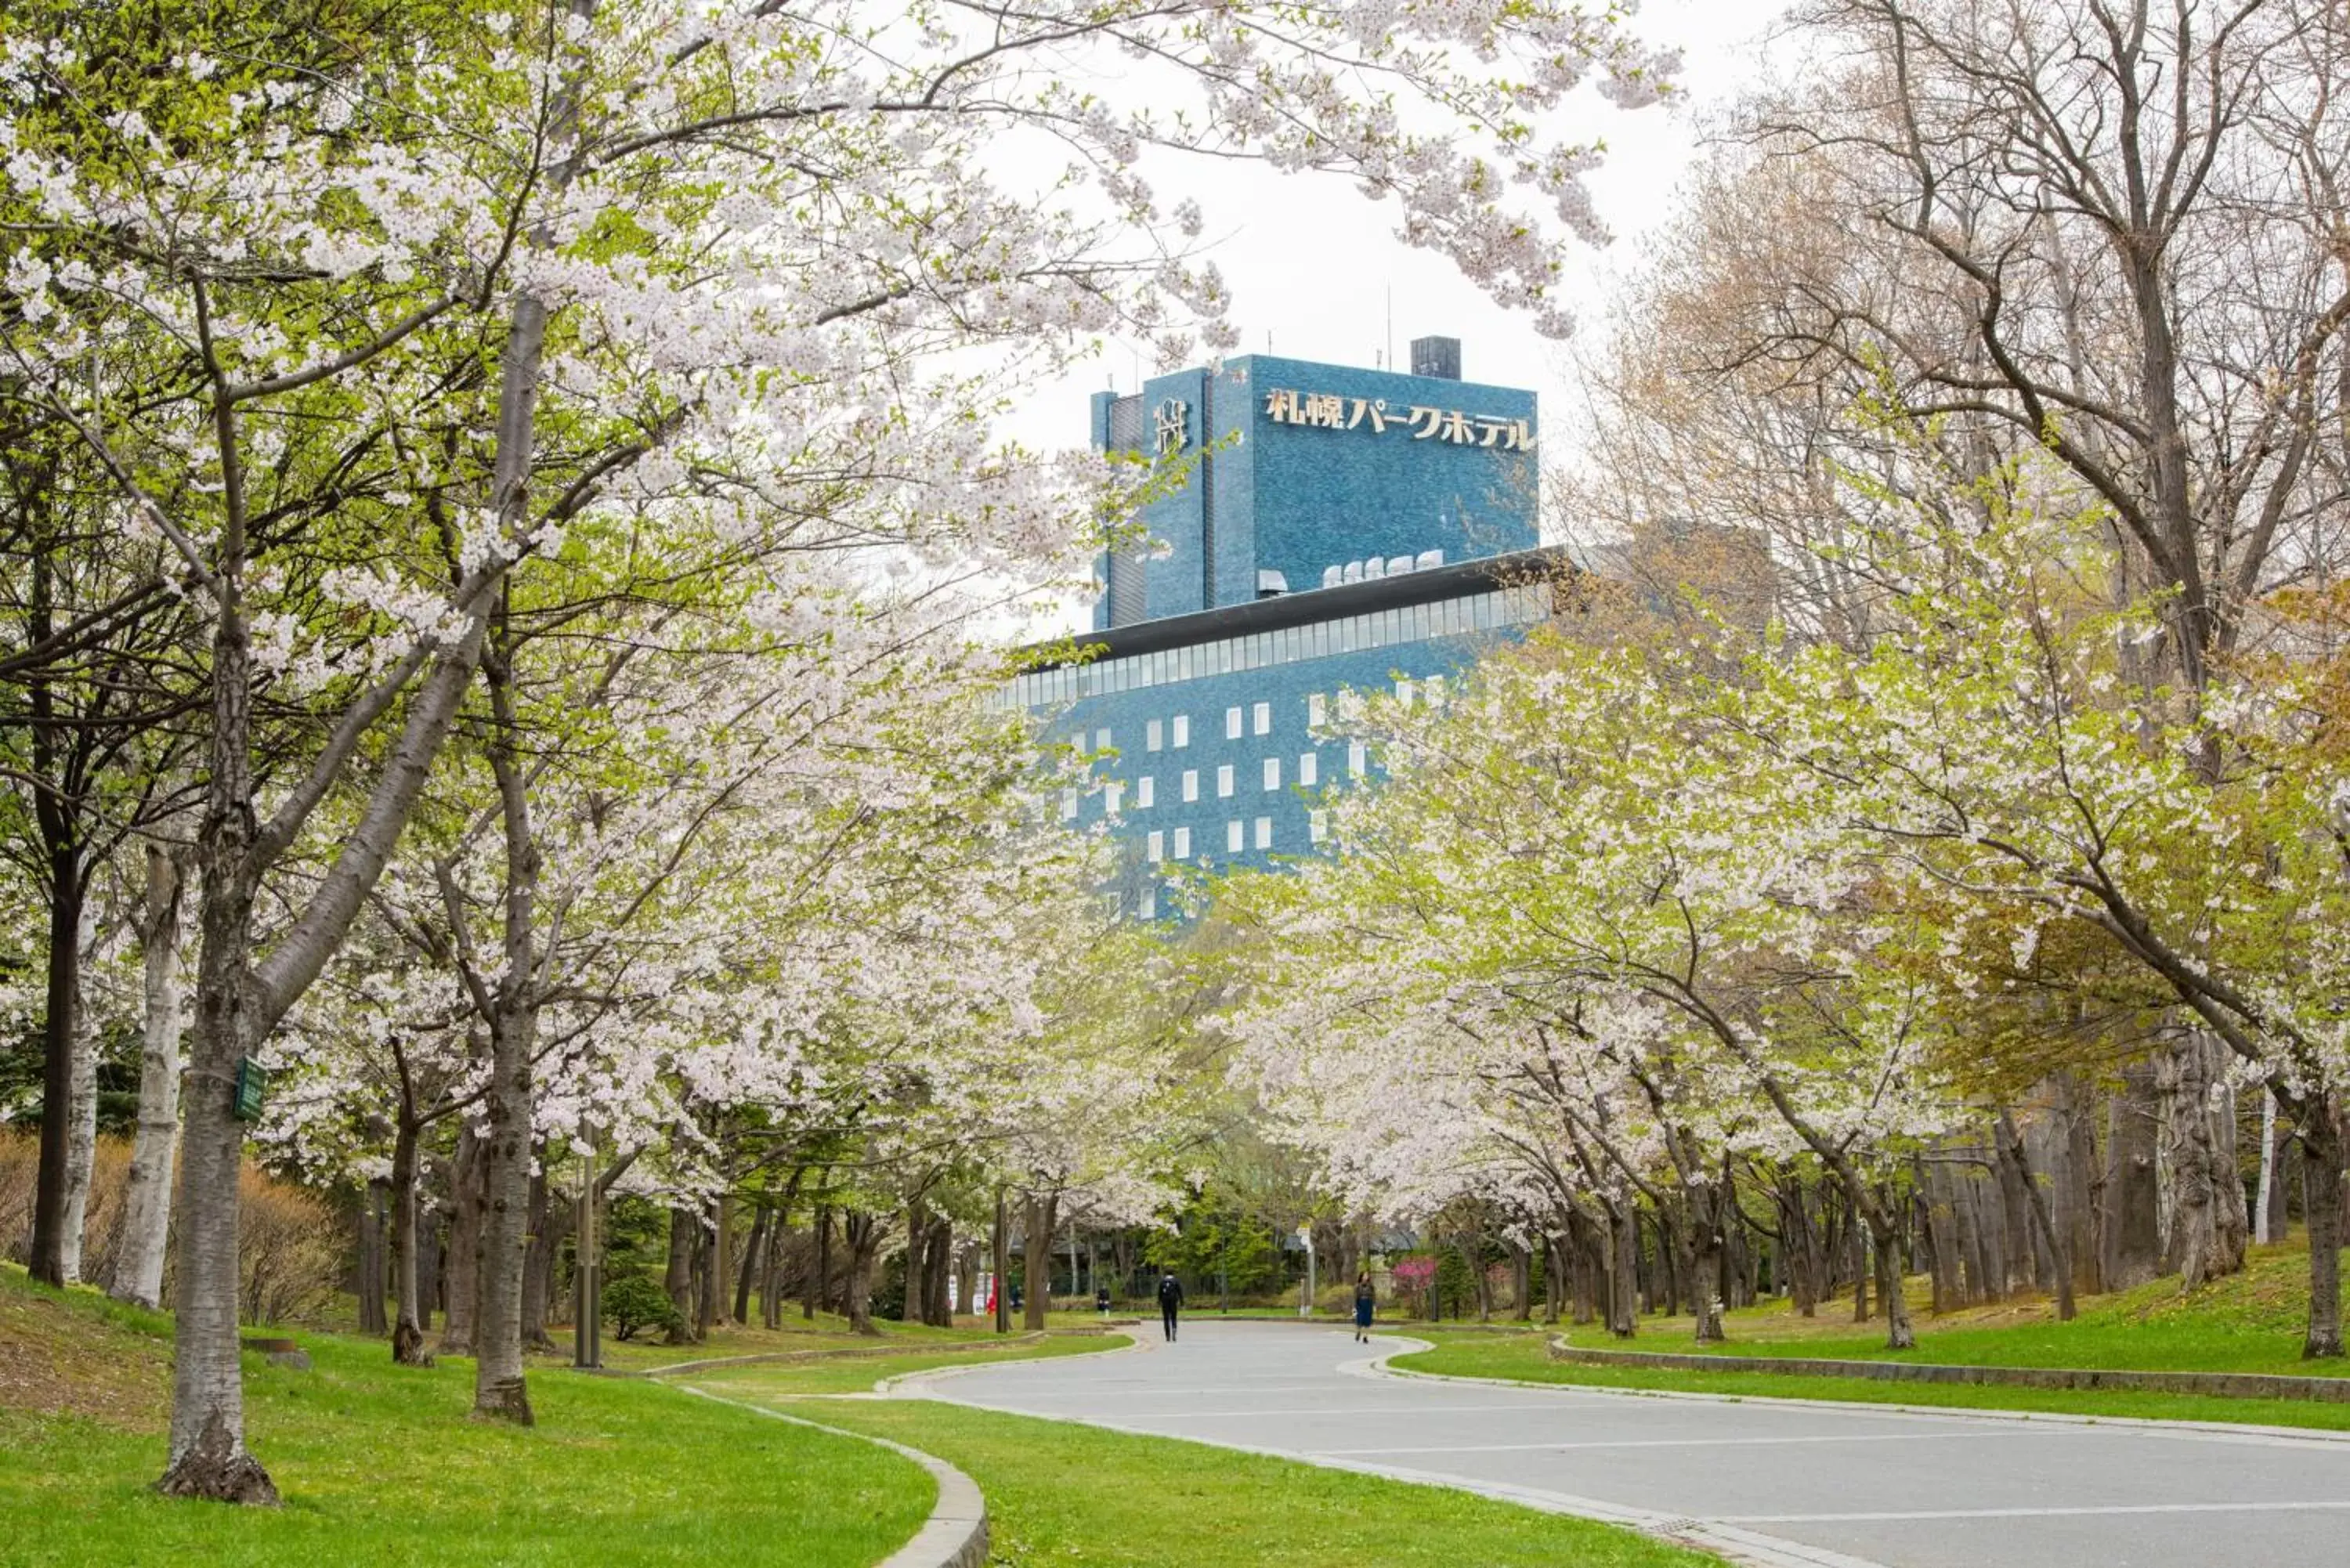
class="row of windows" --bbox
[1079,683,1439,763]
[1001,583,1551,709]
[1142,810,1329,865]
[1061,746,1363,818]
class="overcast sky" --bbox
[1003,0,1795,636]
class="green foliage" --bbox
[1434,1248,1477,1318]
[1144,1192,1280,1297]
[602,1273,682,1342]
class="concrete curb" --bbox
[676,1384,988,1568]
[1546,1335,2350,1404]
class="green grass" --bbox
[1390,1333,2350,1430]
[588,1308,1008,1371]
[691,1331,1130,1396]
[1536,1241,2349,1375]
[1392,1243,2350,1432]
[708,1386,1714,1567]
[0,1268,931,1566]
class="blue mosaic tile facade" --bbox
[1092,350,1538,622]
[1044,347,1546,912]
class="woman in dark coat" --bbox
[1353,1270,1376,1343]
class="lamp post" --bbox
[573,1129,602,1370]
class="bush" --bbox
[0,1129,345,1322]
[604,1271,683,1341]
[237,1162,344,1324]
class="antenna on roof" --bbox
[1385,286,1393,372]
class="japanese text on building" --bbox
[1260,388,1533,450]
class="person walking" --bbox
[1095,1284,1112,1318]
[1156,1271,1184,1342]
[1352,1270,1376,1343]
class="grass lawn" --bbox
[707,1387,1716,1568]
[691,1331,1128,1396]
[587,1307,1010,1371]
[1393,1241,2350,1432]
[1540,1241,2350,1374]
[0,1266,931,1567]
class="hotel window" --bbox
[1094,726,1112,751]
[1395,677,1415,706]
[1136,775,1155,809]
[1060,789,1079,820]
[1139,886,1158,920]
[1310,809,1329,844]
[1182,769,1199,803]
[1262,757,1281,791]
[1172,714,1190,748]
[1426,675,1446,706]
[1225,705,1242,739]
[1104,782,1123,816]
[1252,700,1271,735]
[1253,816,1272,850]
[1298,753,1318,787]
[1148,829,1165,862]
[1350,740,1368,775]
[1146,718,1163,752]
[1173,826,1191,858]
[1226,819,1244,852]
[1307,692,1327,729]
[1217,764,1235,798]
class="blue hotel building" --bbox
[1008,338,1561,914]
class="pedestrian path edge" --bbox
[674,1383,988,1568]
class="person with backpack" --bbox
[1156,1271,1184,1342]
[1352,1270,1376,1343]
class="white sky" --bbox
[1002,0,1794,637]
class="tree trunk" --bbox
[1511,1244,1532,1322]
[992,1190,1010,1333]
[28,855,88,1289]
[1605,1194,1638,1339]
[159,763,275,1502]
[1688,1190,1726,1344]
[901,1194,930,1323]
[1023,1193,1058,1331]
[58,895,99,1285]
[438,1127,484,1357]
[389,1112,430,1364]
[471,1016,536,1421]
[2056,1071,2105,1296]
[735,1205,768,1326]
[806,1205,830,1321]
[111,840,189,1309]
[843,1212,882,1335]
[2301,1106,2345,1359]
[2000,1111,2075,1321]
[520,1158,559,1352]
[2103,1063,2163,1289]
[664,1205,698,1344]
[925,1216,954,1326]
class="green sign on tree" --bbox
[233,1058,268,1124]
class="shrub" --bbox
[604,1271,683,1341]
[237,1164,344,1324]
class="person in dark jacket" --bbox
[1095,1284,1112,1317]
[1156,1272,1184,1342]
[1353,1271,1376,1343]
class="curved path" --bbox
[907,1320,2350,1568]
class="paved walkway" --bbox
[910,1320,2350,1568]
